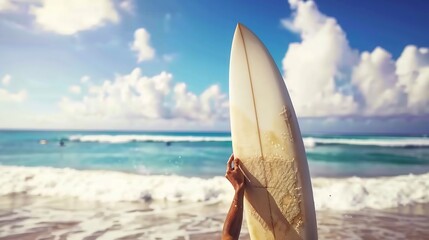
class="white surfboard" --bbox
[229,23,318,239]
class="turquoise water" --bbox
[1,130,429,177]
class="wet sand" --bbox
[0,194,428,240]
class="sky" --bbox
[0,0,428,134]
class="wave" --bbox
[303,137,429,148]
[68,134,232,143]
[1,166,428,211]
[68,134,429,149]
[0,166,229,203]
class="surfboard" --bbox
[229,23,318,239]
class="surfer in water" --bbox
[222,154,245,240]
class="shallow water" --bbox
[1,194,428,240]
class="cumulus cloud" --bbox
[0,89,27,102]
[131,28,155,62]
[30,0,119,35]
[351,48,407,115]
[281,0,429,118]
[80,75,90,84]
[281,0,359,117]
[69,85,81,94]
[0,75,27,102]
[173,83,228,121]
[395,46,429,114]
[1,74,11,86]
[119,0,133,13]
[0,0,19,12]
[59,68,228,122]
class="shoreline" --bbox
[1,194,429,239]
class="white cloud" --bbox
[80,75,90,84]
[281,0,359,117]
[288,0,300,9]
[0,0,19,12]
[0,75,27,102]
[130,28,155,62]
[69,85,81,94]
[281,0,429,118]
[119,0,133,13]
[30,0,119,35]
[59,68,228,123]
[162,53,175,63]
[173,83,228,121]
[351,47,408,116]
[1,74,11,86]
[396,46,429,114]
[0,89,27,102]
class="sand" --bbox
[0,194,428,240]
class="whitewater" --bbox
[2,165,429,211]
[2,131,429,211]
[68,134,429,148]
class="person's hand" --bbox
[225,154,245,191]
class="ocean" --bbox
[1,130,429,239]
[2,130,429,177]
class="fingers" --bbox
[226,154,234,171]
[234,158,240,169]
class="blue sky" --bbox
[0,0,428,134]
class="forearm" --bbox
[222,187,245,240]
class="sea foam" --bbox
[1,166,428,211]
[68,134,231,143]
[68,134,429,148]
[303,137,429,148]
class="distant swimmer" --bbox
[59,139,65,147]
[39,139,47,145]
[166,141,172,146]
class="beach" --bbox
[1,131,429,239]
[1,193,429,239]
[1,0,428,239]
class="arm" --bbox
[222,154,245,240]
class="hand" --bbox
[225,154,245,191]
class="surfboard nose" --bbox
[234,23,243,41]
[233,23,257,48]
[236,23,243,31]
[234,23,252,39]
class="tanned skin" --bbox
[222,154,245,240]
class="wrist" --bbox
[235,184,245,193]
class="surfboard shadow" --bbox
[241,164,303,240]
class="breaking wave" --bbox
[68,134,429,148]
[1,166,428,211]
[68,134,231,143]
[303,137,429,148]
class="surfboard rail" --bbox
[229,23,318,240]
